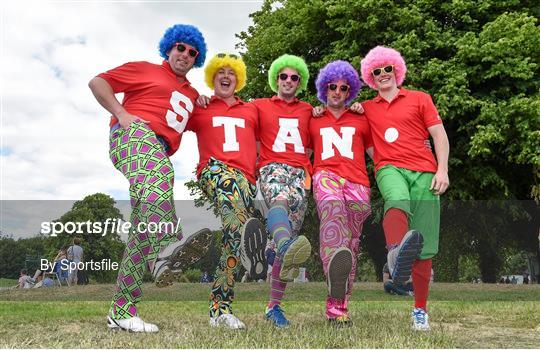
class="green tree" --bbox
[235,0,540,282]
[0,233,25,279]
[46,193,126,282]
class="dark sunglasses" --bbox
[174,43,199,58]
[217,53,239,59]
[371,65,394,76]
[328,83,350,92]
[278,73,300,82]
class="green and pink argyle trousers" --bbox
[108,122,183,319]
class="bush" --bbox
[179,268,202,283]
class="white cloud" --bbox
[1,1,262,200]
[0,1,262,238]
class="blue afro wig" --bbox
[315,60,362,105]
[159,24,207,68]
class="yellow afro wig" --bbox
[204,53,247,92]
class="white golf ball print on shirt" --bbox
[384,127,399,143]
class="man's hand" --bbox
[117,111,149,130]
[312,106,325,117]
[350,102,364,114]
[430,170,449,195]
[196,95,210,108]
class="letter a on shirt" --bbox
[272,118,305,153]
[213,116,245,152]
[320,127,355,160]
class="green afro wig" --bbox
[268,54,309,95]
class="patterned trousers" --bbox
[313,170,371,300]
[199,158,257,317]
[109,122,182,319]
[259,162,308,235]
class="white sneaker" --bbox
[107,315,159,333]
[411,308,430,331]
[209,314,246,330]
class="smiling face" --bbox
[277,67,300,100]
[326,79,350,109]
[373,66,398,92]
[213,66,237,99]
[167,42,198,78]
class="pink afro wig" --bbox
[360,46,407,90]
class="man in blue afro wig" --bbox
[89,23,213,333]
[159,24,207,68]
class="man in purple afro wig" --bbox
[356,45,450,332]
[315,60,362,105]
[89,24,212,332]
[310,60,372,327]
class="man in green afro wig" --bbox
[267,54,310,95]
[250,53,313,328]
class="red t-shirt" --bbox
[252,96,312,173]
[187,97,259,184]
[97,60,199,156]
[362,88,442,173]
[310,109,372,186]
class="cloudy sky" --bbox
[1,1,264,237]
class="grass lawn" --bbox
[1,282,539,348]
[0,278,17,288]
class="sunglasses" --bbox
[328,83,350,92]
[217,53,239,59]
[278,73,300,82]
[371,65,394,76]
[174,43,199,58]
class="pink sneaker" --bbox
[326,297,348,319]
[326,297,352,327]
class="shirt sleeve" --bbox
[363,119,374,150]
[186,107,198,132]
[246,103,260,141]
[304,104,313,150]
[251,100,262,141]
[97,61,145,93]
[420,93,443,128]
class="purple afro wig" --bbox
[159,24,207,68]
[315,60,362,105]
[360,46,407,90]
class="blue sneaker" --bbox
[411,308,430,331]
[388,230,423,285]
[265,305,290,328]
[278,235,311,282]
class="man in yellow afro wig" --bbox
[189,52,269,329]
[204,53,247,92]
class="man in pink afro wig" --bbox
[356,45,450,331]
[360,46,407,90]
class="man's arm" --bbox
[366,146,374,159]
[88,77,148,129]
[427,124,450,195]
